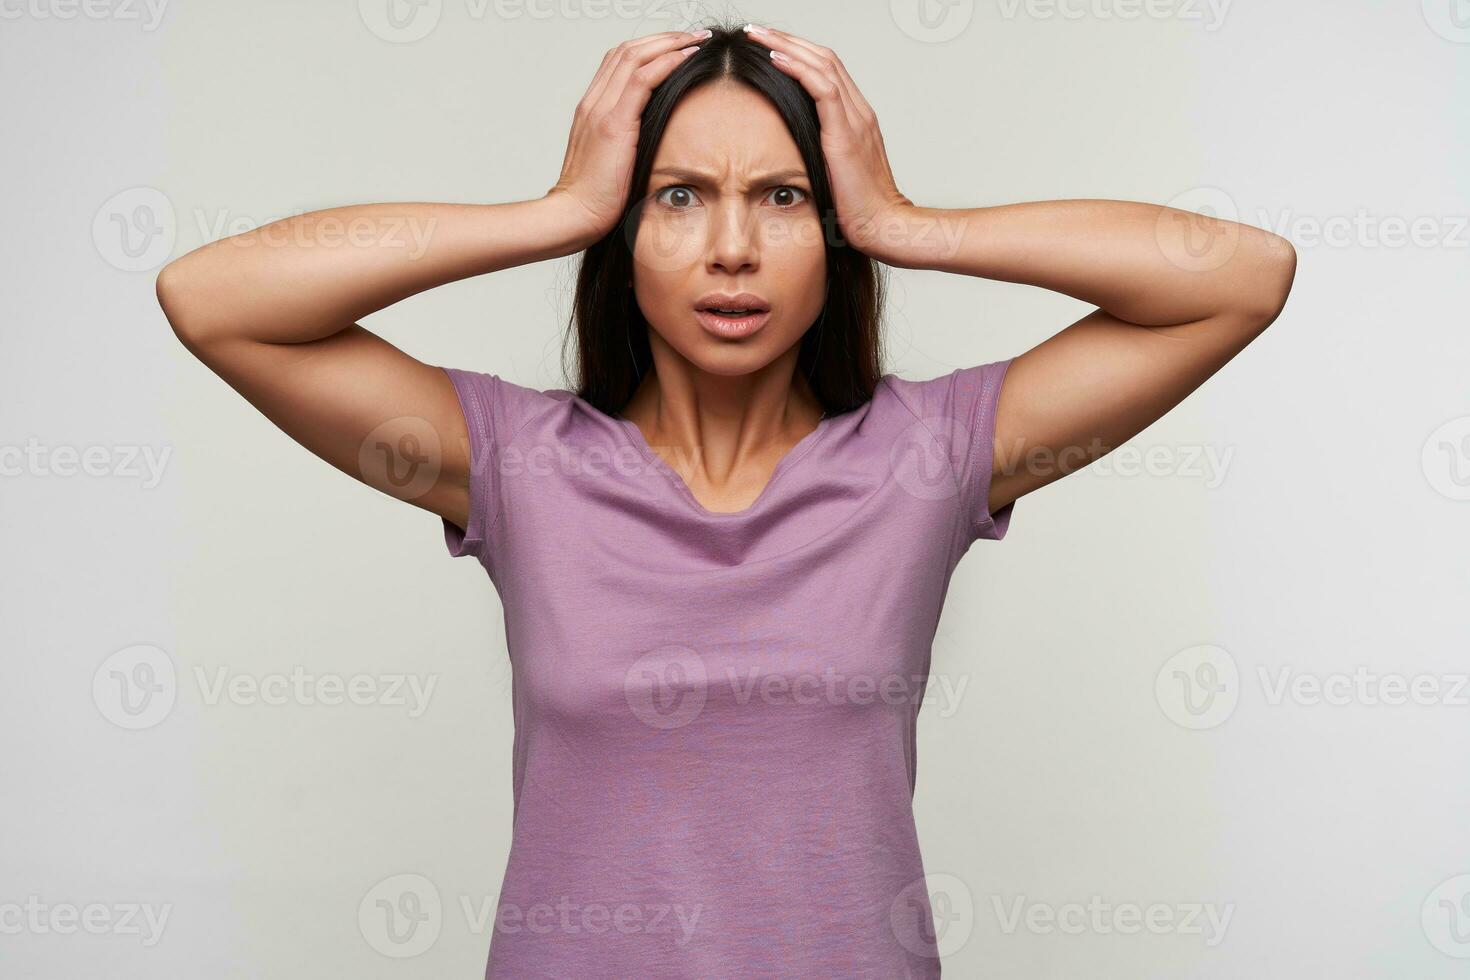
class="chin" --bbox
[679,341,785,378]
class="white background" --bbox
[3,0,1468,976]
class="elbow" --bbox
[1232,231,1297,329]
[155,253,216,353]
[155,257,190,338]
[1263,233,1298,313]
[154,259,181,325]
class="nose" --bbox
[705,195,759,276]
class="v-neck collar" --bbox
[614,412,833,519]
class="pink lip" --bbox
[695,308,771,339]
[694,291,770,312]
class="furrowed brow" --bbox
[650,167,810,187]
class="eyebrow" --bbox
[650,167,810,187]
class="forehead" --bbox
[651,80,806,179]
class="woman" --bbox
[155,22,1294,978]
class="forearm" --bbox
[156,192,599,344]
[879,199,1296,327]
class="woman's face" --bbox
[631,80,827,378]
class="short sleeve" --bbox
[934,359,1017,543]
[950,358,1015,541]
[436,366,538,560]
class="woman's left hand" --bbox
[742,24,917,264]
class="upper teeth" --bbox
[714,307,750,313]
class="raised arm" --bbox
[741,24,1297,517]
[154,30,708,532]
[882,199,1297,514]
[154,197,595,532]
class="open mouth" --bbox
[693,292,772,338]
[693,306,771,338]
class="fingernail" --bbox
[691,28,712,39]
[743,23,768,35]
[770,50,790,63]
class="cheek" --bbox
[757,211,826,260]
[759,214,826,284]
[633,210,706,277]
[758,214,828,321]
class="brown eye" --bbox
[655,186,699,209]
[768,186,808,208]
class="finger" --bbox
[745,30,859,133]
[773,29,875,120]
[584,32,694,111]
[740,26,864,129]
[592,32,703,120]
[604,42,702,129]
[585,32,702,115]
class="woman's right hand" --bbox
[545,29,710,246]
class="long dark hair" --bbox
[564,22,887,418]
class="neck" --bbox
[619,334,825,472]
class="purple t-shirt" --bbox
[437,359,1015,979]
